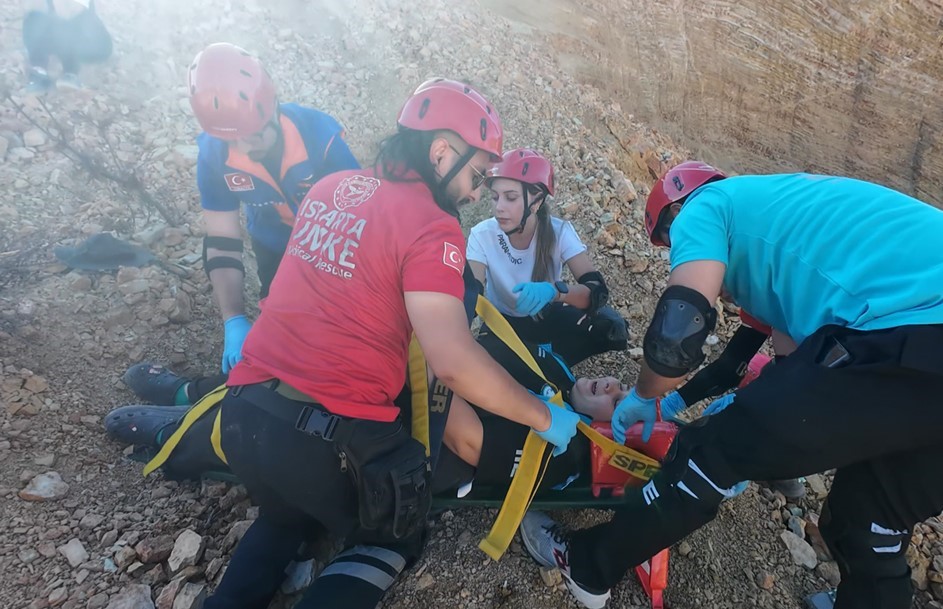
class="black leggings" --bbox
[251,238,284,299]
[500,304,628,365]
[568,324,943,609]
[432,412,587,496]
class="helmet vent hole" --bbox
[464,86,471,93]
[418,98,431,119]
[239,69,252,78]
[213,96,219,110]
[239,91,249,101]
[256,102,265,118]
[479,118,487,142]
[486,105,492,115]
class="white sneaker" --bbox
[520,511,611,609]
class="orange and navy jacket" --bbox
[196,103,360,253]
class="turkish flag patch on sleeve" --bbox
[443,242,464,274]
[224,173,255,192]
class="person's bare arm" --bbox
[203,209,246,321]
[469,260,487,286]
[405,291,551,431]
[635,260,727,398]
[771,329,798,357]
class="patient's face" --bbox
[569,376,629,421]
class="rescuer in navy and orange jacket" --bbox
[188,42,359,373]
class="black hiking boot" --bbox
[105,404,189,449]
[121,362,190,405]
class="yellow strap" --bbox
[142,384,229,476]
[408,334,431,456]
[475,295,660,560]
[211,409,228,465]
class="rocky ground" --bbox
[2,1,943,608]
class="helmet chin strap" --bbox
[506,191,545,235]
[434,146,478,217]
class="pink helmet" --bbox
[188,43,277,140]
[489,148,555,195]
[397,78,503,161]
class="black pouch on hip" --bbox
[338,421,431,541]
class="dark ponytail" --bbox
[530,187,556,283]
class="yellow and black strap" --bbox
[474,294,661,560]
[142,384,229,476]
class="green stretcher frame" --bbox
[431,481,626,510]
[130,447,626,511]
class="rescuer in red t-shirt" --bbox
[201,79,582,609]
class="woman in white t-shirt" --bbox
[467,148,628,365]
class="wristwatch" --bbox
[553,281,569,302]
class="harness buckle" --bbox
[295,405,339,441]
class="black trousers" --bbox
[251,238,284,300]
[502,304,627,365]
[206,388,423,609]
[568,324,943,609]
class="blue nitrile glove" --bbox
[611,387,658,444]
[513,282,558,317]
[222,315,252,373]
[660,391,688,421]
[530,392,580,457]
[703,393,736,416]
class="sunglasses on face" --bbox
[448,144,488,190]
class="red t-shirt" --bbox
[228,169,467,421]
[739,309,773,336]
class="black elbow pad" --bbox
[577,271,609,314]
[644,285,717,377]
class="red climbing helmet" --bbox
[187,43,278,140]
[645,160,726,246]
[397,78,503,161]
[488,148,555,195]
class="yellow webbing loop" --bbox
[142,384,228,476]
[408,334,431,456]
[475,295,660,560]
[210,408,228,465]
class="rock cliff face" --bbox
[484,0,943,204]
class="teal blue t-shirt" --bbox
[669,173,943,344]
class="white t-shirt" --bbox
[466,217,587,316]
